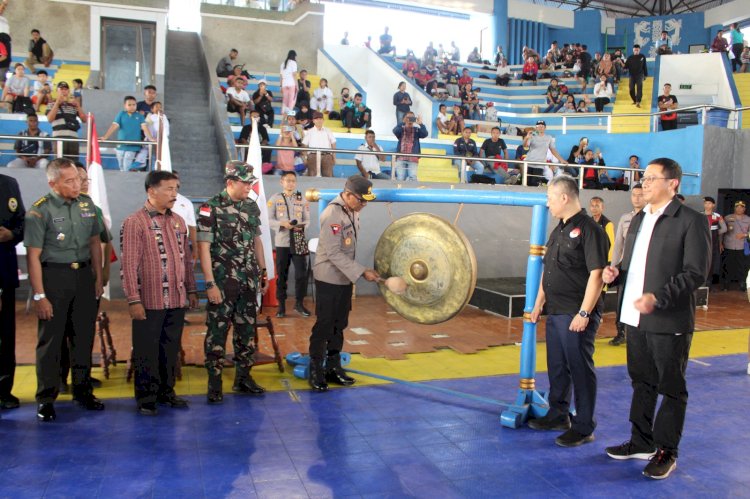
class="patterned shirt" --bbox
[120,202,196,309]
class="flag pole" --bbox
[86,112,92,168]
[156,111,164,171]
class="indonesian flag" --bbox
[154,113,172,172]
[86,116,114,299]
[247,117,275,280]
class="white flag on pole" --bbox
[247,118,275,280]
[86,116,113,299]
[153,113,172,172]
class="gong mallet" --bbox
[377,276,408,295]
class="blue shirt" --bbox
[114,110,146,152]
[731,29,744,44]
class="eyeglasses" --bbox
[347,191,367,204]
[641,176,670,185]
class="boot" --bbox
[325,353,355,386]
[207,373,223,405]
[308,359,328,392]
[276,301,286,318]
[608,322,626,346]
[232,365,265,395]
[294,301,311,317]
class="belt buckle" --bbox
[70,262,80,270]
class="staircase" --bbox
[734,73,750,129]
[164,31,224,197]
[417,148,456,182]
[610,77,653,134]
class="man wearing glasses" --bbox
[307,175,380,392]
[603,158,710,480]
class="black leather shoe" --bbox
[74,395,105,411]
[555,429,595,447]
[89,377,103,388]
[232,377,266,395]
[294,302,311,317]
[138,403,158,416]
[608,335,626,346]
[37,403,56,422]
[0,394,20,409]
[157,395,189,408]
[276,305,286,318]
[309,365,329,392]
[207,391,224,405]
[325,367,355,386]
[528,413,571,431]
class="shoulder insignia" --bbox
[199,204,211,217]
[267,200,273,208]
[32,196,49,208]
[330,224,341,235]
[8,197,18,212]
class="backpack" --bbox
[328,111,341,120]
[469,173,496,184]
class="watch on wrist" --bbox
[33,293,46,301]
[578,310,590,318]
[206,281,216,290]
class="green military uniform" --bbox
[197,162,264,399]
[24,191,101,403]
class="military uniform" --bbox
[722,205,750,290]
[0,174,24,409]
[24,191,101,405]
[268,190,310,316]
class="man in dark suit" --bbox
[602,158,710,480]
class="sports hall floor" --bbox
[1,291,749,498]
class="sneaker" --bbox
[527,413,571,431]
[555,429,594,447]
[643,450,677,479]
[605,440,657,460]
[608,335,626,346]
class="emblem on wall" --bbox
[633,18,683,57]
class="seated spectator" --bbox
[1,63,31,113]
[447,104,464,135]
[342,92,371,132]
[522,46,539,62]
[302,111,336,177]
[226,77,251,126]
[581,149,605,189]
[445,64,460,97]
[226,65,247,89]
[467,47,482,64]
[24,29,54,71]
[8,114,51,169]
[656,31,672,55]
[436,103,452,134]
[216,49,238,77]
[453,126,485,179]
[252,81,275,127]
[520,57,538,86]
[392,82,412,125]
[596,53,615,86]
[0,32,9,89]
[622,154,642,186]
[339,87,352,113]
[239,110,272,165]
[378,27,395,56]
[480,126,519,184]
[576,100,589,112]
[593,75,613,112]
[611,49,625,82]
[393,112,428,181]
[460,83,480,121]
[275,124,298,174]
[31,69,52,111]
[562,53,575,69]
[458,68,474,88]
[543,78,564,113]
[100,96,155,172]
[423,42,438,67]
[485,101,499,124]
[296,69,311,108]
[496,60,511,86]
[414,67,434,91]
[355,129,389,180]
[402,56,419,76]
[450,41,460,61]
[494,45,506,65]
[546,41,561,68]
[137,85,157,116]
[296,101,313,129]
[741,46,750,73]
[558,94,576,113]
[311,78,334,114]
[72,78,84,106]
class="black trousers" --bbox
[61,297,101,383]
[545,313,600,435]
[594,97,610,112]
[36,266,97,402]
[309,280,352,361]
[629,76,643,104]
[661,119,677,131]
[275,246,307,303]
[0,286,16,398]
[132,308,186,405]
[732,43,743,72]
[625,325,692,455]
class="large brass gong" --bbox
[374,213,477,325]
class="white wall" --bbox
[704,0,750,27]
[658,53,736,108]
[322,45,435,137]
[316,50,360,104]
[508,0,573,28]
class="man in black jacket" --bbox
[624,45,648,107]
[603,158,710,480]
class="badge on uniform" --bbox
[344,237,352,246]
[569,228,581,238]
[199,206,211,218]
[57,233,65,241]
[53,217,65,223]
[8,197,17,212]
[330,224,341,235]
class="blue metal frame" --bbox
[312,188,550,428]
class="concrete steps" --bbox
[417,148,456,183]
[733,73,750,129]
[610,77,652,134]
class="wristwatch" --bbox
[578,310,590,318]
[205,281,216,290]
[33,293,46,301]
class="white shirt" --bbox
[280,60,297,87]
[437,111,449,125]
[593,82,613,99]
[355,143,382,174]
[620,201,671,327]
[146,113,170,140]
[226,87,250,104]
[302,126,335,149]
[172,193,196,228]
[313,87,333,103]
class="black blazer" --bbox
[616,198,710,334]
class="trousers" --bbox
[309,280,352,361]
[0,286,15,398]
[275,246,307,303]
[205,281,257,376]
[629,76,643,104]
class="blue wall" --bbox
[548,10,604,57]
[615,12,708,57]
[508,19,549,65]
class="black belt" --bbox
[42,261,90,270]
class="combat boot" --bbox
[325,353,355,386]
[308,359,328,392]
[232,365,266,395]
[207,374,223,405]
[276,302,286,318]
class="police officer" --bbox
[268,171,311,318]
[529,175,608,447]
[308,175,380,392]
[198,161,269,404]
[25,158,104,422]
[0,172,24,412]
[722,200,750,291]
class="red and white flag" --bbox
[247,118,275,280]
[86,115,114,299]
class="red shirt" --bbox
[120,202,196,309]
[459,75,474,87]
[523,62,538,75]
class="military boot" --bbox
[207,374,223,405]
[308,359,328,392]
[325,353,355,386]
[609,322,626,346]
[232,365,266,395]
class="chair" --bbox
[307,238,318,303]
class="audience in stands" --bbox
[340,32,349,46]
[311,78,334,114]
[467,47,481,64]
[216,48,238,77]
[582,149,605,189]
[393,112,428,181]
[450,41,460,61]
[741,47,750,73]
[8,114,51,169]
[460,83,481,121]
[544,78,564,113]
[280,50,298,115]
[577,100,590,112]
[611,48,625,82]
[252,81,275,127]
[296,69,311,109]
[622,155,642,186]
[31,70,51,111]
[445,64,460,97]
[355,129,389,179]
[47,81,87,160]
[435,103,451,135]
[494,46,506,65]
[339,87,352,114]
[546,41,561,69]
[274,124,297,174]
[414,67,434,92]
[402,55,419,76]
[137,85,157,116]
[656,31,673,55]
[567,136,589,176]
[226,65,247,89]
[577,44,592,92]
[140,101,168,166]
[72,78,83,105]
[453,126,485,179]
[480,126,518,184]
[226,77,251,126]
[100,96,155,172]
[596,53,615,86]
[342,92,371,132]
[593,74,613,112]
[392,81,412,125]
[296,101,312,128]
[285,112,305,143]
[423,42,438,67]
[520,57,538,86]
[523,121,567,185]
[0,31,10,89]
[625,44,648,107]
[495,60,511,86]
[448,104,465,135]
[559,94,577,113]
[458,69,473,88]
[378,27,395,56]
[239,110,271,165]
[25,29,54,71]
[2,63,31,113]
[302,111,336,176]
[658,83,679,131]
[711,29,729,54]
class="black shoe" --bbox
[325,367,356,386]
[276,305,286,318]
[643,450,677,479]
[294,302,311,317]
[207,391,224,405]
[138,402,158,416]
[89,377,102,388]
[605,440,657,460]
[555,429,595,447]
[37,403,56,422]
[0,394,20,409]
[59,382,69,394]
[74,395,105,411]
[309,364,329,392]
[527,413,571,431]
[608,335,626,346]
[232,376,266,395]
[157,394,189,408]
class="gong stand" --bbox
[307,187,551,429]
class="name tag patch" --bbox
[53,217,65,223]
[81,212,96,218]
[569,228,581,238]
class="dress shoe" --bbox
[138,402,158,416]
[608,335,626,346]
[308,363,329,392]
[528,413,571,431]
[157,394,189,408]
[276,304,286,318]
[0,394,20,409]
[37,403,56,422]
[325,367,355,386]
[73,395,105,411]
[294,302,311,317]
[555,428,595,447]
[207,391,224,405]
[89,377,103,388]
[232,376,266,395]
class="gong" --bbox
[374,213,477,325]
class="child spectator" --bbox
[138,101,168,167]
[339,87,352,113]
[72,78,84,106]
[414,67,433,91]
[137,85,157,116]
[296,101,313,129]
[576,100,589,112]
[448,104,464,135]
[402,56,418,76]
[226,65,247,89]
[252,80,275,127]
[2,64,31,113]
[544,78,564,113]
[100,95,155,172]
[311,78,333,114]
[445,64,460,97]
[392,82,412,126]
[436,104,451,134]
[32,70,52,111]
[460,83,480,121]
[520,57,538,86]
[226,77,251,126]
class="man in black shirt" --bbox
[578,45,593,92]
[239,110,271,164]
[480,127,517,184]
[625,45,648,107]
[529,175,609,447]
[658,83,678,131]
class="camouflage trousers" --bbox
[204,285,257,377]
